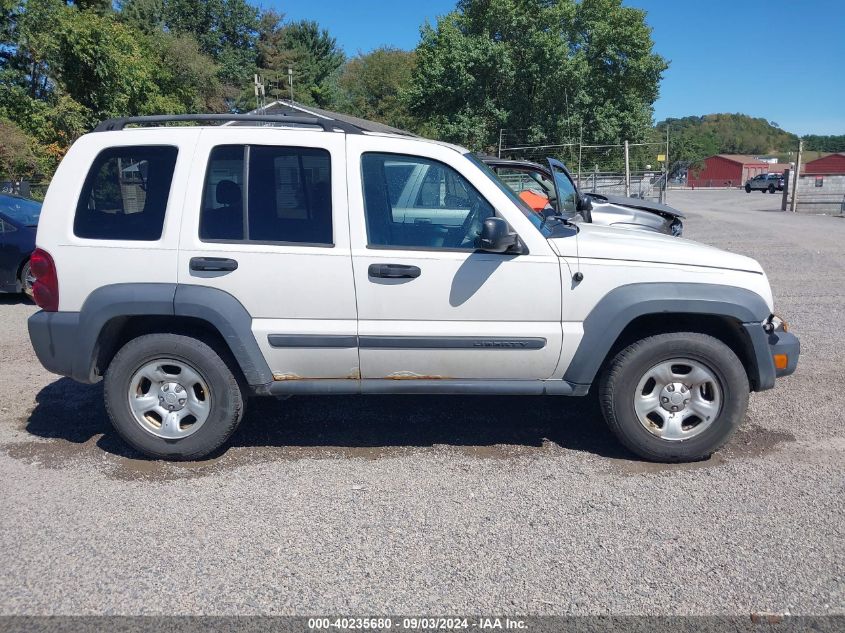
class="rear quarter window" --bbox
[74,146,178,241]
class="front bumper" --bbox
[769,329,800,378]
[743,322,800,391]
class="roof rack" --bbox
[93,114,363,134]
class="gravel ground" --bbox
[0,190,842,616]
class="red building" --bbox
[689,155,774,187]
[804,153,845,174]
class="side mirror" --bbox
[577,195,593,223]
[479,217,518,253]
[577,195,593,212]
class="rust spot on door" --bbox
[273,373,303,381]
[385,371,448,380]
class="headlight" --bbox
[670,218,683,236]
[764,314,789,333]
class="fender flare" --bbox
[562,282,772,388]
[74,283,272,385]
[173,284,273,385]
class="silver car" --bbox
[482,157,684,236]
[745,173,784,194]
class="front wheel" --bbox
[104,333,245,460]
[745,184,751,193]
[599,332,749,462]
[768,184,776,193]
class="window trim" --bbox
[360,151,503,254]
[73,144,179,242]
[364,243,478,253]
[200,238,336,249]
[199,143,335,248]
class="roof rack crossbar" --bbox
[93,114,363,134]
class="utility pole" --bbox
[781,168,790,211]
[498,129,504,158]
[288,66,294,102]
[624,140,631,197]
[664,126,670,204]
[577,123,583,188]
[790,138,803,213]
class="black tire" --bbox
[744,184,751,193]
[19,259,33,298]
[598,332,749,462]
[767,184,775,193]
[104,333,245,460]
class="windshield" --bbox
[0,194,41,226]
[464,153,549,235]
[496,167,556,200]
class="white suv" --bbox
[27,114,799,462]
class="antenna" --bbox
[253,74,266,112]
[288,66,294,102]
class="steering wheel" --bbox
[456,197,487,249]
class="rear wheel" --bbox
[104,333,245,460]
[599,332,748,462]
[19,259,33,298]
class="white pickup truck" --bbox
[27,114,799,462]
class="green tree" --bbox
[255,9,285,72]
[803,134,845,152]
[337,47,416,130]
[407,0,668,151]
[159,0,259,86]
[258,19,345,107]
[0,118,39,181]
[2,0,64,100]
[117,0,165,35]
[655,114,801,166]
[0,0,20,49]
[50,7,181,120]
[1,0,230,175]
[71,0,113,13]
[152,32,227,113]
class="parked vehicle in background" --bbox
[482,157,684,236]
[0,193,40,297]
[27,114,798,463]
[745,173,784,193]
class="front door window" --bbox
[361,153,495,250]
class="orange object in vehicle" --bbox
[519,189,550,212]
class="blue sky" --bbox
[267,0,845,135]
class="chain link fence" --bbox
[497,129,670,202]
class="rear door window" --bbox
[74,146,178,241]
[199,145,333,246]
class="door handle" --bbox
[190,257,238,272]
[368,263,421,279]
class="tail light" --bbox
[30,248,59,312]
